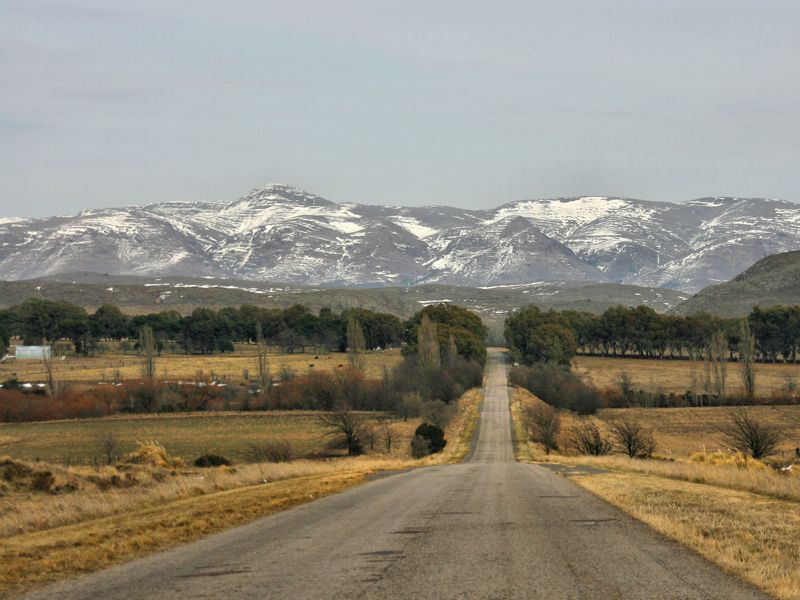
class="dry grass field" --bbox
[0,347,403,384]
[574,354,800,398]
[510,387,800,600]
[0,410,421,465]
[594,405,800,459]
[0,387,483,597]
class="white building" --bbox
[13,345,52,360]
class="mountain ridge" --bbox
[2,184,799,292]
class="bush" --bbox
[570,418,614,456]
[720,409,783,459]
[421,400,455,429]
[31,470,54,491]
[124,441,181,468]
[414,423,446,454]
[245,441,293,463]
[525,403,560,454]
[194,454,232,467]
[410,435,432,458]
[321,406,373,456]
[510,364,601,414]
[610,418,656,458]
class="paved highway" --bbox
[24,350,768,599]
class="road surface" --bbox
[24,350,769,599]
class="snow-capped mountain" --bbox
[1,184,798,292]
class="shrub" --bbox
[124,441,181,468]
[320,406,373,456]
[510,364,601,414]
[570,418,614,456]
[421,400,455,429]
[610,417,656,458]
[0,458,54,492]
[411,435,432,458]
[688,450,768,470]
[245,441,293,463]
[194,454,232,468]
[414,423,446,454]
[31,470,55,491]
[720,409,783,459]
[525,403,560,454]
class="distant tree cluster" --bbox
[0,299,405,356]
[0,301,487,424]
[505,304,800,366]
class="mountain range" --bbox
[2,184,799,292]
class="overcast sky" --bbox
[1,1,799,217]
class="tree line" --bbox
[505,304,800,366]
[1,302,487,424]
[0,299,408,356]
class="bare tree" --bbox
[617,371,633,403]
[739,319,757,400]
[689,353,701,407]
[255,322,270,392]
[381,422,394,453]
[610,417,656,458]
[446,332,458,365]
[720,409,782,459]
[570,417,614,456]
[708,329,728,401]
[417,314,440,369]
[139,325,157,381]
[398,391,421,421]
[320,404,373,456]
[525,403,561,454]
[96,430,119,465]
[346,316,366,371]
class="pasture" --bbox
[574,354,800,398]
[0,410,421,465]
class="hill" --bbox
[672,251,800,316]
[0,273,688,323]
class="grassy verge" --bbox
[572,472,800,600]
[0,469,369,597]
[509,387,533,462]
[442,387,484,463]
[509,386,800,600]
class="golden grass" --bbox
[0,457,413,539]
[592,405,800,459]
[574,354,800,398]
[0,469,371,597]
[572,472,800,600]
[509,388,534,462]
[0,348,403,384]
[439,387,484,463]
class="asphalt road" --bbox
[24,350,769,599]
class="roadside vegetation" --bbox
[0,301,487,597]
[505,302,800,600]
[506,303,800,406]
[510,386,800,600]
